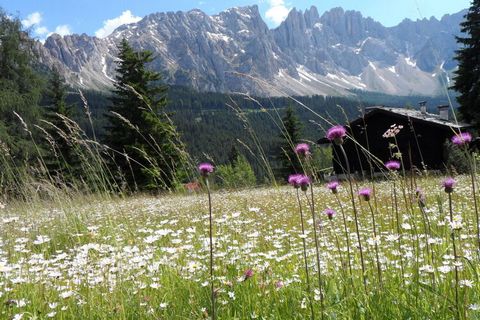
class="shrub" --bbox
[216,155,256,188]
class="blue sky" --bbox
[0,0,471,40]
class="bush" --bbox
[216,155,256,189]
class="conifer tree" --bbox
[105,38,187,190]
[452,0,480,124]
[43,69,76,180]
[277,105,303,177]
[0,9,43,161]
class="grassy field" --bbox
[0,175,479,319]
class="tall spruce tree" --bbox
[0,9,43,161]
[452,0,480,124]
[277,105,303,178]
[43,69,76,181]
[105,39,187,190]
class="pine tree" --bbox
[0,9,43,161]
[227,144,240,164]
[105,39,187,190]
[277,105,303,178]
[43,69,76,180]
[452,0,480,124]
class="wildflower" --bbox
[438,265,452,274]
[274,280,284,289]
[443,177,456,193]
[459,280,474,288]
[297,175,311,191]
[326,125,347,145]
[288,174,302,188]
[324,208,336,220]
[33,235,50,245]
[385,160,401,171]
[300,298,307,309]
[198,162,214,177]
[295,143,310,157]
[419,265,435,273]
[469,304,480,311]
[451,132,472,146]
[327,181,339,194]
[358,188,372,201]
[383,124,404,137]
[243,268,254,281]
[59,290,75,299]
[314,289,322,301]
[449,215,463,230]
[401,223,412,230]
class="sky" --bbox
[0,0,472,41]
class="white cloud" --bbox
[52,25,72,36]
[95,10,142,38]
[265,0,291,26]
[34,26,49,35]
[22,12,42,28]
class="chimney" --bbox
[438,105,449,121]
[419,101,427,114]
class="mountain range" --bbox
[35,5,466,97]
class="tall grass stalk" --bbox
[304,187,325,320]
[333,192,353,278]
[391,180,405,280]
[295,188,315,320]
[339,144,367,290]
[366,200,383,286]
[448,191,461,320]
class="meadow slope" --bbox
[0,175,479,319]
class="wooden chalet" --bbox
[318,105,473,175]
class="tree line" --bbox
[1,1,478,197]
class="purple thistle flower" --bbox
[243,268,254,281]
[451,132,472,146]
[324,208,336,220]
[327,181,339,194]
[326,125,347,145]
[297,175,311,191]
[198,162,214,177]
[275,280,284,289]
[288,174,302,188]
[443,177,456,194]
[385,160,401,171]
[358,188,372,201]
[295,143,311,157]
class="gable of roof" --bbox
[318,106,473,144]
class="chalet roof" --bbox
[318,106,473,144]
[361,106,472,129]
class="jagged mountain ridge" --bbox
[36,5,466,97]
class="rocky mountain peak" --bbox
[36,5,466,97]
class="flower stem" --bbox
[339,144,367,290]
[367,201,383,287]
[448,192,460,320]
[206,178,215,320]
[296,189,315,320]
[335,194,353,280]
[306,187,325,320]
[392,180,405,281]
